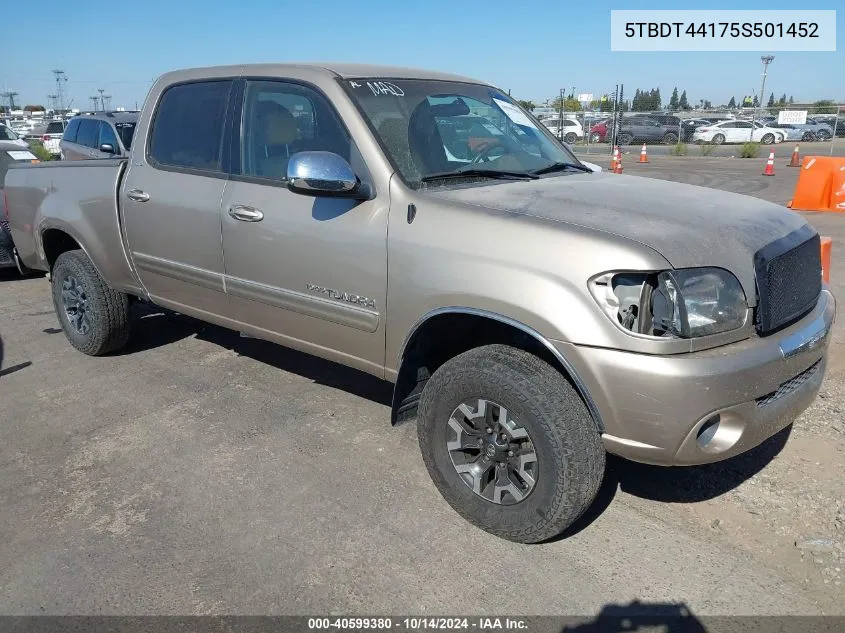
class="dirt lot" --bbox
[0,156,842,616]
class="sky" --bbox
[1,0,842,111]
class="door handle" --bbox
[126,188,150,203]
[228,205,264,222]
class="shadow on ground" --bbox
[122,305,393,407]
[559,601,708,632]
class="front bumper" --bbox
[553,289,836,466]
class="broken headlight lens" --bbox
[652,268,747,338]
[591,268,747,339]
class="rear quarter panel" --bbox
[5,161,143,294]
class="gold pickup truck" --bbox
[4,63,835,543]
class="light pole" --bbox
[752,55,774,141]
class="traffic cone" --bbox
[762,148,775,176]
[639,143,649,163]
[788,145,800,167]
[610,146,619,171]
[614,149,623,174]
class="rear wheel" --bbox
[662,132,678,144]
[802,132,816,142]
[712,133,725,145]
[564,132,577,143]
[417,344,605,543]
[51,250,130,356]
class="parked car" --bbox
[615,117,679,145]
[693,120,784,144]
[60,112,138,160]
[0,141,39,274]
[5,63,835,544]
[796,118,834,141]
[39,120,66,156]
[541,117,583,143]
[769,123,811,142]
[0,124,29,148]
[680,118,712,141]
[589,119,609,142]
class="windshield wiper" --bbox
[420,168,539,183]
[530,161,593,175]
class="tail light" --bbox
[699,128,710,132]
[42,134,50,141]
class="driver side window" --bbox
[240,80,350,181]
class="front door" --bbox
[220,79,388,376]
[121,79,235,317]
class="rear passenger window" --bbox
[63,118,81,142]
[149,80,233,172]
[76,120,99,147]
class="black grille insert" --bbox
[756,361,821,408]
[754,228,821,335]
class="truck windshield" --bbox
[343,78,583,187]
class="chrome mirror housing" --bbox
[286,151,370,199]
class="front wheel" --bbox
[816,130,831,141]
[417,344,605,543]
[616,133,633,146]
[761,133,775,145]
[51,249,131,356]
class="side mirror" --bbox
[99,143,115,154]
[286,151,372,200]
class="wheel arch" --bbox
[390,307,604,432]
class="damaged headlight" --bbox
[590,268,748,338]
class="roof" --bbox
[158,63,486,86]
[72,111,140,123]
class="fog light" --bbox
[696,415,721,448]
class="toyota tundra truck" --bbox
[3,64,835,543]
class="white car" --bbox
[0,124,29,148]
[541,117,583,143]
[38,120,66,156]
[693,120,784,145]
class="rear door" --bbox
[69,119,99,159]
[731,121,753,142]
[120,79,236,317]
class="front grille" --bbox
[756,361,821,408]
[754,228,821,335]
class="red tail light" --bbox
[41,134,50,141]
[699,128,710,132]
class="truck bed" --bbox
[4,159,141,293]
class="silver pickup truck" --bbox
[4,64,835,543]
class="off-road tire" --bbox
[51,249,130,355]
[418,344,605,543]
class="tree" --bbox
[23,104,45,112]
[678,90,689,110]
[668,87,679,110]
[778,93,787,105]
[551,96,582,112]
[788,95,794,104]
[727,96,736,109]
[516,99,535,111]
[767,93,775,108]
[652,88,662,110]
[811,100,838,114]
[702,100,712,109]
[752,95,759,107]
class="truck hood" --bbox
[427,172,810,303]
